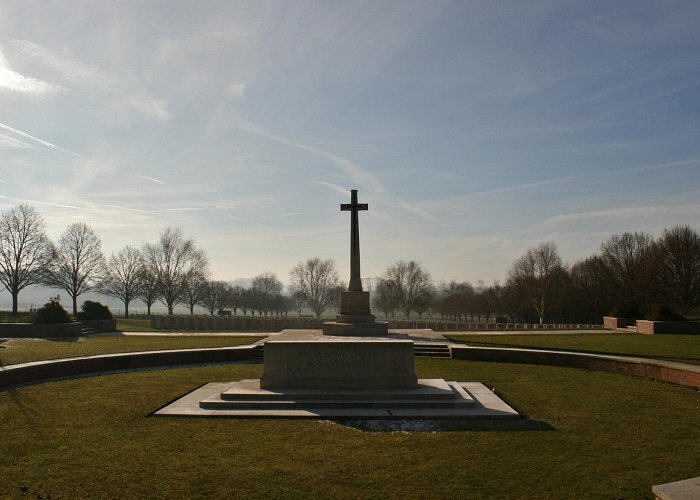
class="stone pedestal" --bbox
[322,290,389,336]
[261,339,416,390]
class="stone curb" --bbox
[450,345,700,389]
[0,345,257,389]
[2,343,699,391]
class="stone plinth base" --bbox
[260,339,415,389]
[156,380,521,420]
[322,320,389,336]
[322,289,389,336]
[339,290,371,316]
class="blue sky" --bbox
[1,1,699,290]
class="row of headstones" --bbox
[387,321,602,331]
[150,315,601,331]
[150,315,324,331]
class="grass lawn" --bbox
[0,359,698,498]
[0,336,263,365]
[447,333,700,366]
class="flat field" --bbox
[0,336,263,365]
[0,358,698,498]
[447,333,700,365]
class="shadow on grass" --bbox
[448,338,700,365]
[333,418,554,433]
[46,336,81,343]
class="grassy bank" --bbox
[0,359,697,498]
[447,333,700,365]
[0,336,263,365]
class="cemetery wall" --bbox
[148,315,601,331]
[0,345,257,389]
[635,320,700,335]
[0,323,82,338]
[450,346,700,389]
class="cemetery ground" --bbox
[448,333,700,366]
[0,334,698,497]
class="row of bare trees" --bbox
[371,226,700,324]
[2,203,698,322]
[0,204,209,317]
[505,227,700,324]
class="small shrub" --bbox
[33,296,72,324]
[77,301,113,321]
[646,304,687,322]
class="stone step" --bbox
[414,343,451,359]
[200,379,478,412]
[254,342,453,360]
[220,379,462,402]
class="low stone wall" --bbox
[81,319,118,332]
[636,320,700,335]
[0,345,257,389]
[3,342,698,392]
[603,316,636,330]
[0,322,82,338]
[149,315,602,332]
[451,346,700,390]
[387,320,601,331]
[150,315,324,331]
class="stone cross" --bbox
[340,189,368,292]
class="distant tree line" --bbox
[371,227,700,324]
[1,203,698,323]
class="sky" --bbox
[1,0,700,297]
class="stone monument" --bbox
[322,189,389,336]
[155,189,520,421]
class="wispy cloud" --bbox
[234,116,384,193]
[0,133,34,149]
[137,174,167,185]
[228,82,246,98]
[0,48,62,96]
[315,180,349,196]
[0,122,82,157]
[12,39,170,122]
[539,203,700,229]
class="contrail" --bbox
[0,122,83,158]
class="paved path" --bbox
[89,328,610,339]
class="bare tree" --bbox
[598,231,656,312]
[227,285,245,316]
[0,204,55,315]
[482,281,503,322]
[138,269,161,315]
[380,261,434,319]
[44,222,105,315]
[570,256,610,324]
[99,246,144,318]
[374,278,398,318]
[251,272,283,316]
[289,257,341,317]
[437,281,474,321]
[142,227,209,315]
[199,280,230,315]
[506,241,563,324]
[656,225,700,310]
[182,275,207,315]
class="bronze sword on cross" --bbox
[340,189,368,292]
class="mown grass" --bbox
[0,359,698,498]
[0,336,263,365]
[447,333,700,365]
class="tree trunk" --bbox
[72,295,78,316]
[11,291,18,316]
[124,301,129,319]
